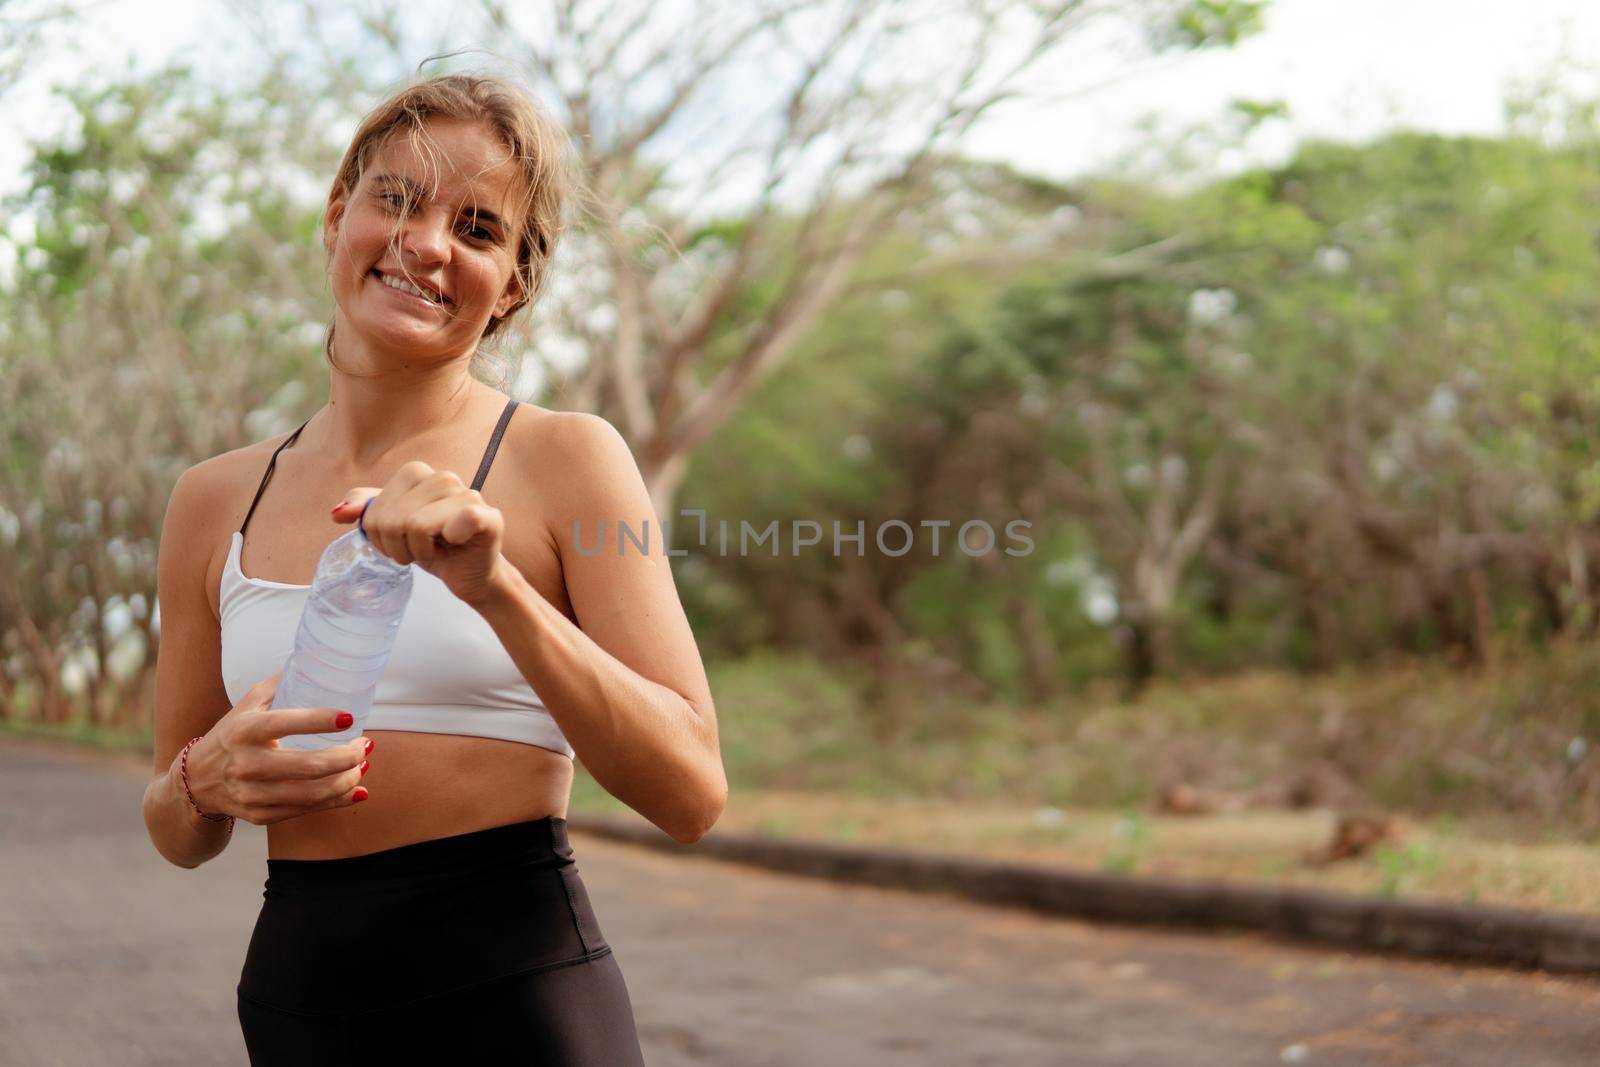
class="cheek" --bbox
[340,214,392,265]
[328,222,387,307]
[459,256,513,309]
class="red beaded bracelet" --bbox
[179,736,235,832]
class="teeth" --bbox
[377,272,440,304]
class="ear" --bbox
[322,185,349,255]
[493,267,525,319]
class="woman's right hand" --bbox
[183,670,373,826]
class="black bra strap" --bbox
[471,397,519,492]
[239,417,312,536]
[240,398,513,536]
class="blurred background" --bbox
[5,0,1600,917]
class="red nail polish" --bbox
[353,787,369,803]
[364,738,375,756]
[336,712,354,730]
[359,760,370,776]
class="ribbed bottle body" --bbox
[272,528,413,752]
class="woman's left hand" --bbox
[331,462,511,610]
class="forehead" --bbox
[368,118,522,213]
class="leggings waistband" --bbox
[264,817,572,896]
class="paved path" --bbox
[2,737,1599,1066]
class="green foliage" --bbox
[1104,809,1153,874]
[1228,98,1290,128]
[680,121,1600,694]
[1375,841,1443,898]
[705,651,872,791]
[688,639,1600,838]
[1151,0,1271,50]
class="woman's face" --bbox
[323,118,525,361]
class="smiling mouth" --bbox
[370,269,452,307]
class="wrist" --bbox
[474,553,525,618]
[176,736,234,833]
[168,758,213,832]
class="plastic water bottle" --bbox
[272,526,413,751]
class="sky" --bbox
[5,0,1600,203]
[987,0,1600,178]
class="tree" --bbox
[266,0,1271,515]
[0,66,340,724]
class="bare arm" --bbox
[142,458,374,869]
[142,463,235,868]
[476,414,726,844]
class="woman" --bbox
[140,72,726,1065]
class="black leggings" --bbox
[235,817,645,1066]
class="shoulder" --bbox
[171,426,304,526]
[508,407,633,467]
[160,426,307,607]
[498,407,657,560]
[504,407,644,501]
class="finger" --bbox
[245,671,282,709]
[403,508,441,566]
[440,501,501,549]
[372,476,461,564]
[264,764,370,810]
[363,491,418,565]
[364,502,400,566]
[253,735,370,781]
[250,782,369,824]
[253,706,355,744]
[330,487,381,525]
[371,460,436,550]
[331,462,434,526]
[404,499,461,564]
[373,511,414,565]
[305,782,371,815]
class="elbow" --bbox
[141,779,209,870]
[143,813,200,870]
[669,773,728,845]
[144,828,199,870]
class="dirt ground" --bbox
[2,736,1598,1066]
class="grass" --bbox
[571,778,1600,916]
[0,714,155,752]
[689,644,1600,843]
[569,642,1600,916]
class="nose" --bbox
[399,207,450,267]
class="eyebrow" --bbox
[372,173,508,233]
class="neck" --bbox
[315,314,486,470]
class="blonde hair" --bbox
[321,70,576,376]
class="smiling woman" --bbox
[319,79,571,374]
[139,71,715,1066]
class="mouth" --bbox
[369,268,452,308]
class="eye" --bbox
[375,191,405,210]
[459,221,496,243]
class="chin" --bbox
[361,317,443,350]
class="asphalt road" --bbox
[2,737,1599,1066]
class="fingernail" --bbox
[353,787,369,803]
[359,760,370,776]
[331,501,345,514]
[336,712,354,730]
[364,738,375,756]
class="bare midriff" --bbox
[266,730,574,859]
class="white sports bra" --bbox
[217,397,575,759]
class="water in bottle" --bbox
[272,526,414,751]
